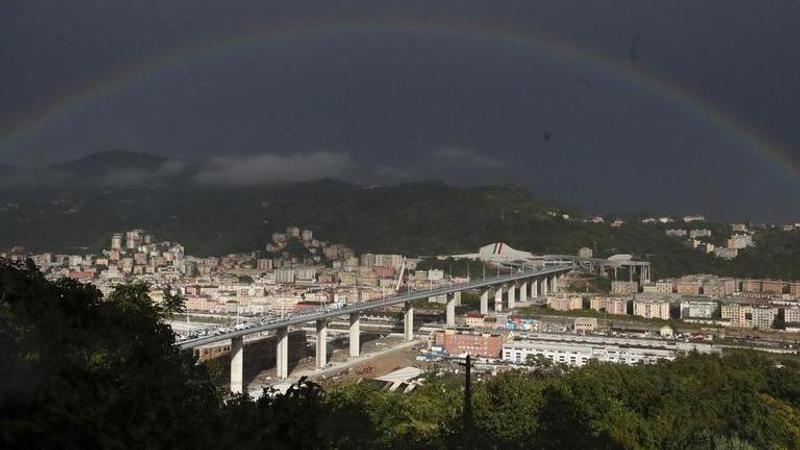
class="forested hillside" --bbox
[1,152,799,279]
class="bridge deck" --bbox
[177,264,573,349]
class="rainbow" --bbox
[1,16,796,175]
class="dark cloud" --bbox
[93,160,189,187]
[1,0,799,221]
[0,158,190,188]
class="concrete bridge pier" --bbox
[494,287,503,312]
[230,336,244,394]
[519,281,528,304]
[349,312,361,358]
[276,327,289,379]
[541,277,549,296]
[508,284,516,309]
[446,292,457,327]
[530,279,538,298]
[315,319,328,368]
[480,290,489,315]
[552,274,559,293]
[404,302,414,341]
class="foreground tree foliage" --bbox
[0,260,220,448]
[3,259,800,449]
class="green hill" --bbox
[1,152,799,279]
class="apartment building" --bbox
[762,280,787,295]
[590,296,629,315]
[611,280,638,295]
[689,229,712,239]
[665,229,687,238]
[633,298,671,320]
[722,303,777,329]
[684,215,706,223]
[714,248,738,259]
[274,268,296,284]
[547,294,583,311]
[676,280,702,295]
[727,234,754,250]
[742,279,763,294]
[785,306,800,325]
[360,253,404,268]
[680,299,718,319]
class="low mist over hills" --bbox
[0,151,196,188]
[0,151,567,255]
[2,151,800,279]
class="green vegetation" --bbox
[515,305,643,322]
[324,351,800,449]
[237,274,254,284]
[3,180,800,279]
[411,297,445,311]
[4,259,800,448]
[563,274,612,293]
[284,238,312,260]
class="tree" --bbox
[5,257,800,449]
[0,259,219,449]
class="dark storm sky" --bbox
[1,0,799,222]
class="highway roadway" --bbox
[177,264,573,349]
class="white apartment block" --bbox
[680,300,718,319]
[721,303,777,329]
[785,306,800,325]
[274,268,296,284]
[727,234,754,250]
[689,229,712,239]
[502,339,675,367]
[360,253,403,268]
[665,229,687,238]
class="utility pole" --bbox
[458,354,474,429]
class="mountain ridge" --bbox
[2,151,799,279]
